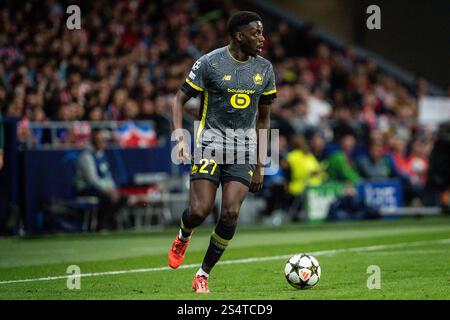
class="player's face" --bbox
[238,21,265,56]
[92,132,106,150]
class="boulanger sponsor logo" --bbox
[230,93,251,109]
[227,88,255,94]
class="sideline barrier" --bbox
[306,183,344,222]
[306,179,441,222]
[22,143,174,233]
[356,179,403,210]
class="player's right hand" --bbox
[176,140,191,164]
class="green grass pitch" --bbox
[0,216,449,300]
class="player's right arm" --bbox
[171,55,208,164]
[171,90,191,163]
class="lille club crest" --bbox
[253,73,263,85]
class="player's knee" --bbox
[220,207,240,226]
[188,202,210,224]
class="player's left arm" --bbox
[250,103,271,192]
[250,63,276,193]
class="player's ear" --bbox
[236,31,243,42]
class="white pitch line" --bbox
[0,238,449,285]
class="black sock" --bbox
[179,209,194,241]
[201,221,237,273]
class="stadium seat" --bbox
[72,196,99,232]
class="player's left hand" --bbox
[249,166,264,193]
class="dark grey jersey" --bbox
[181,46,276,158]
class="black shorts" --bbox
[190,161,256,188]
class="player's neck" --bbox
[228,43,250,62]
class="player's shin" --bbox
[199,221,237,275]
[178,209,196,241]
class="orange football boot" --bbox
[192,275,210,293]
[168,235,190,269]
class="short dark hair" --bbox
[227,11,262,38]
[91,128,104,140]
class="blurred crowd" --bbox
[0,0,446,209]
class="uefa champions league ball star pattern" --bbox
[284,254,321,289]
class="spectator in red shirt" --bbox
[389,134,410,176]
[405,138,429,186]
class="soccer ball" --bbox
[284,254,321,289]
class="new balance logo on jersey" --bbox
[222,75,231,81]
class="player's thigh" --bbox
[220,180,250,224]
[189,155,221,216]
[190,156,221,186]
[189,179,218,217]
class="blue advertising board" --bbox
[22,141,175,233]
[356,179,403,209]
